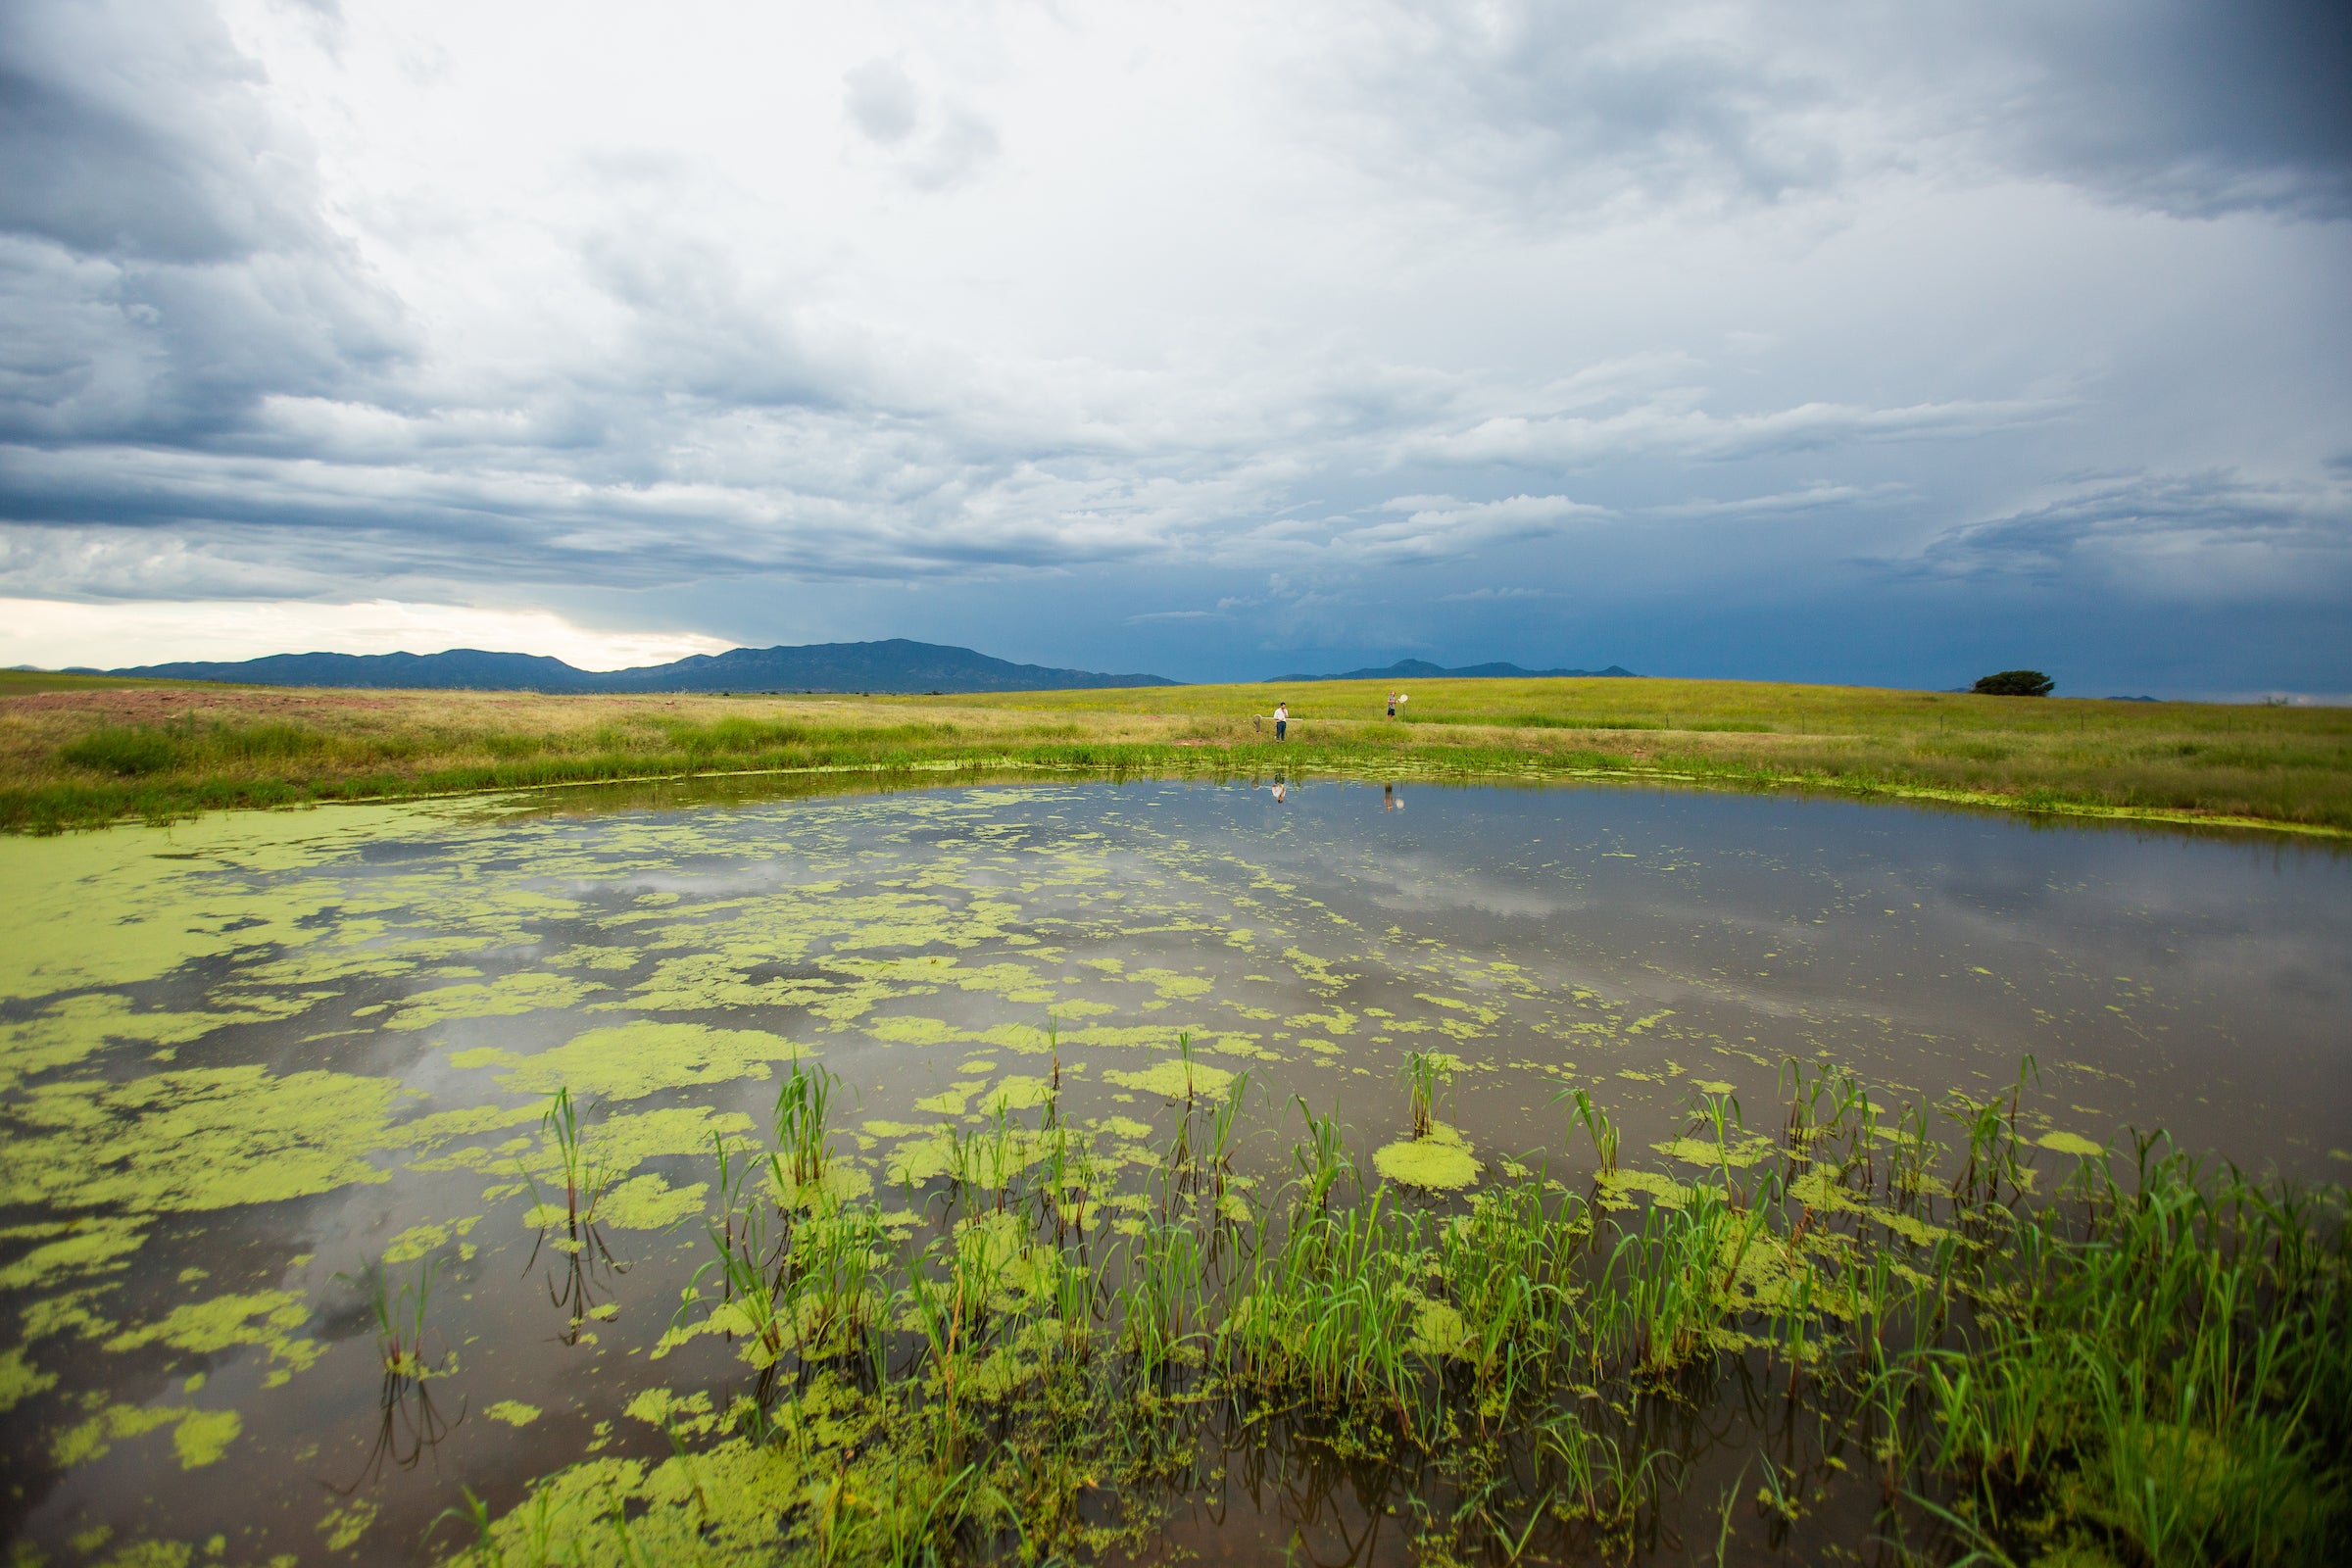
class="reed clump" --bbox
[442,1058,2352,1567]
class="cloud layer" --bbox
[1,0,2346,691]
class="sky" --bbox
[3,1,2349,695]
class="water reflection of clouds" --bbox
[1350,853,1568,921]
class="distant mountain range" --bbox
[91,639,1177,694]
[1269,659,1637,682]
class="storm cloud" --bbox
[1,0,2346,693]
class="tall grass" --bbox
[454,1057,2352,1566]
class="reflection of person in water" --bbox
[1383,783,1402,811]
[1272,782,1287,804]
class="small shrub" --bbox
[1974,669,2055,697]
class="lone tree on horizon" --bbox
[1973,669,2055,697]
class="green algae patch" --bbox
[0,1346,57,1412]
[1373,1123,1481,1191]
[484,1399,543,1427]
[459,1435,812,1567]
[106,1291,313,1365]
[1595,1167,1696,1211]
[318,1498,379,1552]
[979,1074,1054,1111]
[599,1174,710,1231]
[1649,1134,1777,1169]
[382,1215,481,1262]
[0,1067,406,1214]
[0,996,294,1095]
[383,970,605,1031]
[462,1021,808,1101]
[865,1015,968,1048]
[53,1401,235,1470]
[2037,1130,2108,1158]
[1128,967,1213,1001]
[914,1080,993,1115]
[1102,1059,1236,1100]
[884,1127,960,1184]
[0,809,376,997]
[1408,1298,1474,1359]
[0,1216,148,1292]
[170,1408,239,1468]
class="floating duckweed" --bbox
[0,997,282,1095]
[884,1127,959,1184]
[0,1346,56,1412]
[0,1217,147,1292]
[865,1015,967,1047]
[913,1080,992,1115]
[483,1400,542,1427]
[1,1067,405,1213]
[105,1291,311,1362]
[1129,967,1213,1001]
[383,970,604,1031]
[1372,1123,1482,1191]
[1649,1135,1776,1169]
[1407,1298,1473,1358]
[1102,1059,1236,1100]
[2037,1130,2107,1157]
[977,1074,1053,1111]
[597,1174,710,1231]
[54,1402,192,1467]
[463,1021,808,1101]
[317,1499,377,1553]
[380,1215,481,1263]
[1595,1167,1694,1210]
[170,1409,239,1469]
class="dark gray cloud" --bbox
[1337,0,2352,220]
[0,0,297,263]
[1903,471,2352,596]
[1985,0,2352,220]
[0,0,407,444]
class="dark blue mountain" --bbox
[1269,659,1636,682]
[107,639,1176,694]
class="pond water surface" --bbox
[2,778,2347,1564]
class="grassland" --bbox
[3,669,2349,835]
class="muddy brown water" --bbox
[2,777,2347,1564]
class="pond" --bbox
[2,777,2347,1565]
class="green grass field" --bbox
[3,670,2347,835]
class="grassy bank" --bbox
[428,1059,2351,1566]
[3,672,2349,835]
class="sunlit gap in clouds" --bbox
[0,599,729,672]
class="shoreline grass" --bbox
[5,673,2349,837]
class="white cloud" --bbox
[0,598,730,670]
